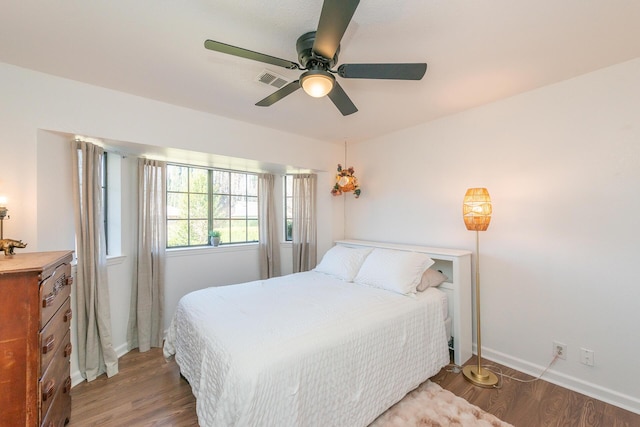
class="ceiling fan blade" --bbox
[313,0,360,60]
[204,39,299,70]
[255,81,301,107]
[327,81,358,116]
[338,63,427,80]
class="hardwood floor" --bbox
[69,348,639,426]
[431,358,639,427]
[68,349,197,426]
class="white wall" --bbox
[0,61,344,384]
[347,58,640,412]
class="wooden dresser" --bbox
[0,251,74,426]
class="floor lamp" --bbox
[462,187,498,387]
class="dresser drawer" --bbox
[40,380,72,427]
[39,302,72,376]
[39,330,72,421]
[40,262,72,327]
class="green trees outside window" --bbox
[166,164,258,248]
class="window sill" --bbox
[167,243,259,258]
[71,254,126,272]
[106,255,126,266]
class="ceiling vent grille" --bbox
[256,69,289,88]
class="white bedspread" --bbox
[164,271,449,427]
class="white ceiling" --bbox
[1,1,639,143]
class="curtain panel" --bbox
[258,173,281,279]
[292,174,317,272]
[127,158,167,352]
[71,140,118,381]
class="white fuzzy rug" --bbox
[369,380,514,427]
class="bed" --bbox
[163,240,472,427]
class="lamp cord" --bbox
[343,141,347,237]
[445,354,559,389]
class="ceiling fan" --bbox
[204,0,427,116]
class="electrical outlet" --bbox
[580,348,594,366]
[553,341,567,359]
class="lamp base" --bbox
[462,365,499,388]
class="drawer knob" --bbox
[64,308,73,322]
[42,292,56,307]
[42,335,55,354]
[64,342,73,358]
[66,276,74,286]
[63,377,72,394]
[42,379,55,401]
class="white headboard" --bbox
[335,239,472,366]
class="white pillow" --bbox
[313,245,372,281]
[416,268,449,292]
[354,248,435,295]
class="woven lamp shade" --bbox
[463,188,492,231]
[337,176,356,192]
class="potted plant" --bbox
[209,230,222,247]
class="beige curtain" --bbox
[71,140,118,381]
[127,158,167,352]
[258,173,281,279]
[292,174,317,272]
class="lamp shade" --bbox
[337,175,352,188]
[463,187,492,231]
[300,70,335,98]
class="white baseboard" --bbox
[71,371,84,387]
[479,346,640,415]
[71,342,131,387]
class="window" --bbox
[166,164,258,248]
[74,145,121,257]
[284,175,293,241]
[104,152,123,257]
[101,153,108,254]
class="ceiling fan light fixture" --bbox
[300,69,335,98]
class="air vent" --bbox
[256,69,289,88]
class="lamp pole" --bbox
[0,206,7,240]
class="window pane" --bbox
[189,193,208,219]
[167,219,189,247]
[230,196,246,219]
[247,196,258,219]
[212,194,229,218]
[102,154,108,255]
[213,219,230,244]
[286,219,293,241]
[167,165,188,192]
[230,219,247,242]
[212,170,229,194]
[167,193,188,219]
[230,172,246,195]
[189,168,209,193]
[247,174,258,197]
[285,175,293,197]
[247,219,259,242]
[189,220,208,245]
[284,174,293,241]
